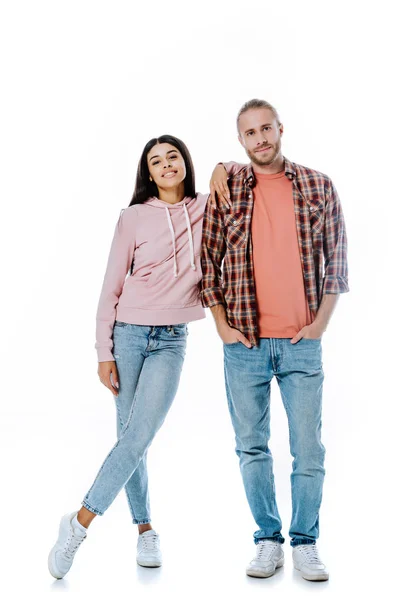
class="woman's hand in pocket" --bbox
[98,361,120,396]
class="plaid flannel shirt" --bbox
[200,156,349,346]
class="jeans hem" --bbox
[81,500,104,516]
[132,518,151,525]
[290,539,316,547]
[254,535,285,545]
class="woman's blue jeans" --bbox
[82,322,187,522]
[223,337,326,547]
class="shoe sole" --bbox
[246,557,285,578]
[136,559,162,568]
[294,566,329,581]
[48,548,65,579]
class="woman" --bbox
[48,134,243,579]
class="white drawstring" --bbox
[183,202,196,271]
[164,207,178,278]
[164,202,196,278]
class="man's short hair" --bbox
[237,99,281,133]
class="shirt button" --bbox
[309,207,315,211]
[246,215,250,219]
[233,220,237,224]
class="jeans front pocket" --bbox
[167,323,188,337]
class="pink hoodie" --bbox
[95,193,209,361]
[95,162,244,362]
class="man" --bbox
[200,99,349,582]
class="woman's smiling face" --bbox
[147,143,187,191]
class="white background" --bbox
[1,0,399,597]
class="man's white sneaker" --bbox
[246,540,284,578]
[48,511,87,579]
[292,543,329,581]
[136,530,162,567]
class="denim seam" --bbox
[124,487,139,522]
[115,387,145,521]
[83,436,124,509]
[83,390,142,511]
[115,397,140,523]
[279,390,294,453]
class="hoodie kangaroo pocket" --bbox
[144,258,201,308]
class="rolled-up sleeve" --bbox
[200,196,226,308]
[322,179,350,294]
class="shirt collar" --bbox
[243,155,296,185]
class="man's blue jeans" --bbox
[223,337,325,547]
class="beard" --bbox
[247,138,281,167]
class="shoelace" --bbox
[255,541,279,561]
[63,531,86,560]
[141,532,159,552]
[297,544,322,564]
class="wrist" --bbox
[311,320,326,334]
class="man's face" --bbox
[237,108,283,167]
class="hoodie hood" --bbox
[145,195,195,209]
[144,195,198,278]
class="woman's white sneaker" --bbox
[48,511,87,579]
[246,540,284,578]
[136,530,162,567]
[292,543,329,581]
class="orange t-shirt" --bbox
[251,169,313,338]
